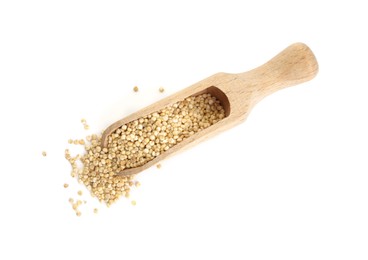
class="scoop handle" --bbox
[239,43,318,101]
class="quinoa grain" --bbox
[81,119,90,130]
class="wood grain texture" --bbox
[101,43,318,176]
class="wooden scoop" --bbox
[101,42,318,176]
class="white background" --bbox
[0,1,367,259]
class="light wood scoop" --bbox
[102,42,318,176]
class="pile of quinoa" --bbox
[64,93,225,209]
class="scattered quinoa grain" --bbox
[159,87,164,93]
[135,181,141,188]
[64,183,69,188]
[69,198,74,203]
[76,211,82,217]
[93,208,98,214]
[42,151,47,157]
[133,86,139,92]
[156,164,161,169]
[131,200,136,206]
[81,119,89,130]
[77,190,83,196]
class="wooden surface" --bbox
[101,43,318,176]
